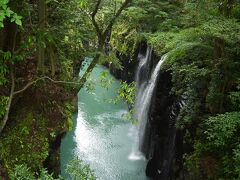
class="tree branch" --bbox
[0,70,15,134]
[79,6,94,25]
[77,0,132,91]
[13,76,81,96]
[78,53,101,90]
[91,0,103,40]
[42,76,82,85]
[13,79,40,96]
[0,75,82,134]
[103,0,132,39]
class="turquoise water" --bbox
[60,65,147,180]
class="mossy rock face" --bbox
[0,109,50,171]
[0,79,76,176]
[161,42,213,71]
[0,99,75,176]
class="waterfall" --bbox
[134,47,167,155]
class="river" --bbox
[60,65,147,180]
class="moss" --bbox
[0,77,77,176]
[0,96,8,119]
[161,42,213,71]
[64,101,75,131]
[0,108,49,171]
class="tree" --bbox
[37,0,46,74]
[9,159,96,180]
[78,0,132,90]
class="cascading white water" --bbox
[128,47,152,160]
[134,47,167,154]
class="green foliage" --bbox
[99,70,114,90]
[233,145,240,178]
[146,18,240,56]
[142,1,240,178]
[233,3,240,19]
[205,112,240,147]
[186,112,240,178]
[99,52,123,70]
[0,50,11,85]
[183,69,240,178]
[84,78,97,93]
[10,12,22,26]
[110,81,137,123]
[0,111,49,171]
[9,164,62,180]
[229,80,240,110]
[0,0,22,28]
[110,0,183,57]
[64,102,75,131]
[0,0,239,179]
[38,168,59,180]
[65,158,96,180]
[117,81,136,105]
[9,158,96,180]
[0,96,8,118]
[59,57,74,81]
[162,42,213,70]
[122,108,138,124]
[111,20,139,57]
[110,81,135,106]
[148,13,240,127]
[9,164,35,180]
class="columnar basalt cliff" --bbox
[145,70,184,179]
[135,44,184,180]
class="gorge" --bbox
[1,1,239,179]
[60,44,181,179]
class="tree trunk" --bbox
[78,52,101,90]
[219,0,235,17]
[37,0,46,74]
[78,0,132,91]
[0,70,15,134]
[49,44,56,77]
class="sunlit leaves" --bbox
[10,13,22,26]
[0,0,22,28]
[205,112,240,147]
[9,158,96,180]
[125,6,147,20]
[99,70,114,89]
[9,164,35,180]
[79,0,88,8]
[111,22,139,56]
[64,102,75,131]
[66,158,96,180]
[117,81,136,105]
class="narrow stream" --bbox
[60,65,147,180]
